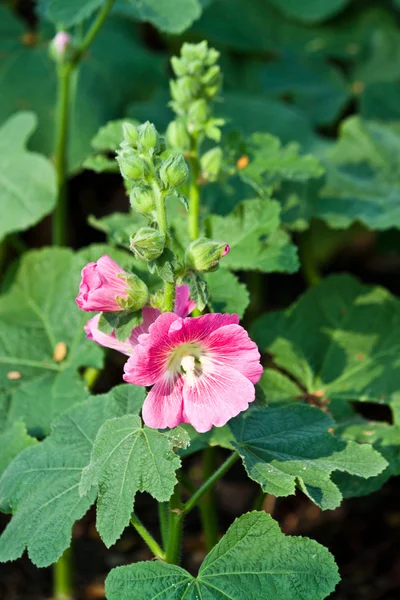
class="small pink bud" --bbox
[52,31,71,55]
[222,244,230,257]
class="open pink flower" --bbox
[84,285,196,355]
[123,312,263,432]
[76,255,132,312]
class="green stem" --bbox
[198,447,219,551]
[152,182,176,312]
[130,513,166,560]
[188,153,201,241]
[182,452,238,516]
[52,0,116,246]
[299,233,321,286]
[158,502,169,550]
[52,62,71,246]
[165,485,183,564]
[54,548,73,600]
[83,366,100,389]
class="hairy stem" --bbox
[54,548,73,600]
[158,502,169,550]
[152,182,176,312]
[188,152,201,241]
[130,513,166,560]
[165,485,183,564]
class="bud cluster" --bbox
[168,41,224,145]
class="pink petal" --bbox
[76,255,129,312]
[204,324,263,384]
[168,313,239,346]
[123,312,180,386]
[129,306,161,346]
[84,314,134,355]
[142,375,184,429]
[183,363,255,432]
[174,285,196,317]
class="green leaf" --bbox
[123,0,202,34]
[205,269,249,319]
[182,271,208,312]
[318,117,400,230]
[252,274,400,410]
[148,249,176,284]
[268,0,350,24]
[83,154,119,173]
[0,112,56,242]
[239,133,324,198]
[230,404,386,510]
[38,0,104,26]
[106,511,340,599]
[0,422,37,478]
[259,52,350,126]
[98,310,143,342]
[207,198,299,273]
[0,7,164,171]
[0,385,145,566]
[80,415,181,547]
[89,212,147,248]
[83,118,139,173]
[0,247,105,436]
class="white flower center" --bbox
[180,354,197,385]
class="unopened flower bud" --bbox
[171,56,187,77]
[200,147,222,180]
[137,121,160,154]
[130,186,155,217]
[130,227,165,261]
[185,237,230,272]
[117,152,145,181]
[188,99,210,126]
[123,122,139,147]
[121,273,149,311]
[159,154,188,189]
[166,121,191,151]
[52,31,71,56]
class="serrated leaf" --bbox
[124,0,202,34]
[205,269,249,318]
[318,117,400,230]
[0,112,56,242]
[239,133,324,198]
[0,422,37,478]
[252,274,400,410]
[98,310,143,342]
[148,249,176,283]
[207,198,299,273]
[183,271,208,312]
[230,404,387,510]
[80,415,181,547]
[106,511,340,599]
[0,247,105,436]
[0,385,145,566]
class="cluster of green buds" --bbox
[167,41,224,147]
[116,121,189,264]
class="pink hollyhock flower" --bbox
[76,255,134,312]
[123,313,263,432]
[53,31,71,55]
[84,285,196,355]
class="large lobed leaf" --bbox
[206,198,299,273]
[229,404,387,510]
[253,274,400,410]
[106,511,340,599]
[0,385,145,567]
[80,415,183,547]
[0,112,56,242]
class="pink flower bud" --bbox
[52,31,71,55]
[76,255,138,312]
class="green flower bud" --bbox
[171,56,186,77]
[137,121,160,154]
[185,237,230,272]
[130,227,165,261]
[188,99,210,126]
[130,186,155,217]
[117,273,148,311]
[159,154,189,189]
[116,152,145,181]
[166,121,191,151]
[123,122,139,147]
[200,147,223,181]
